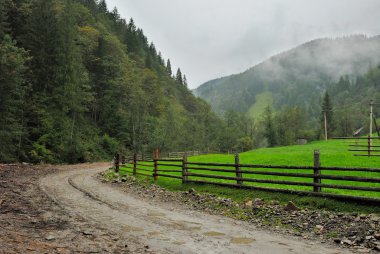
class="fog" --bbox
[105,0,380,89]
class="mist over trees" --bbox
[195,35,380,119]
[194,35,380,147]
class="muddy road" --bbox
[1,164,352,253]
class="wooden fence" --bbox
[114,149,380,204]
[334,136,380,157]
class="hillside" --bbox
[195,35,380,119]
[0,0,225,163]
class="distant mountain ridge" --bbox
[194,35,380,119]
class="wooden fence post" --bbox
[121,155,125,165]
[182,153,188,184]
[313,150,321,192]
[133,153,137,176]
[368,135,371,156]
[235,153,243,185]
[154,147,159,183]
[114,153,119,173]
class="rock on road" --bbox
[39,166,352,254]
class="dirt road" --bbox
[1,163,153,253]
[36,166,352,254]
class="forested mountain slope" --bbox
[0,0,225,163]
[195,35,380,119]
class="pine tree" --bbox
[321,91,334,138]
[176,68,183,85]
[166,59,172,76]
[183,75,188,87]
[128,18,136,32]
[157,52,164,65]
[110,7,120,21]
[97,0,107,13]
[263,106,277,147]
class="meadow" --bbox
[120,139,380,212]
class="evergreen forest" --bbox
[0,0,233,163]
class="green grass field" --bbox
[120,139,380,212]
[247,92,273,119]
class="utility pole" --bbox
[324,111,328,141]
[370,100,374,143]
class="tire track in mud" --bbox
[68,176,118,209]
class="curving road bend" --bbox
[39,167,352,254]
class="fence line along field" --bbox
[117,139,380,202]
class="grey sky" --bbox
[105,0,380,89]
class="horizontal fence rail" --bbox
[114,149,380,204]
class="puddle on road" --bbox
[270,240,289,246]
[173,240,186,245]
[122,225,144,232]
[147,211,166,217]
[203,231,225,237]
[179,220,202,225]
[100,215,113,220]
[147,231,171,241]
[157,237,171,241]
[169,221,202,231]
[230,237,255,245]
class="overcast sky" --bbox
[105,0,380,89]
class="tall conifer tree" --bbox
[176,68,183,85]
[166,59,172,76]
[321,91,334,136]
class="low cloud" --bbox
[106,0,380,88]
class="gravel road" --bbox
[38,166,353,254]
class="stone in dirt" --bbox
[253,198,264,206]
[244,200,253,208]
[315,225,323,231]
[284,201,299,212]
[341,239,353,245]
[270,200,279,205]
[375,233,380,240]
[45,234,56,241]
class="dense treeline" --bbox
[259,65,380,148]
[326,65,380,138]
[0,0,232,163]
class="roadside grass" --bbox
[119,139,380,213]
